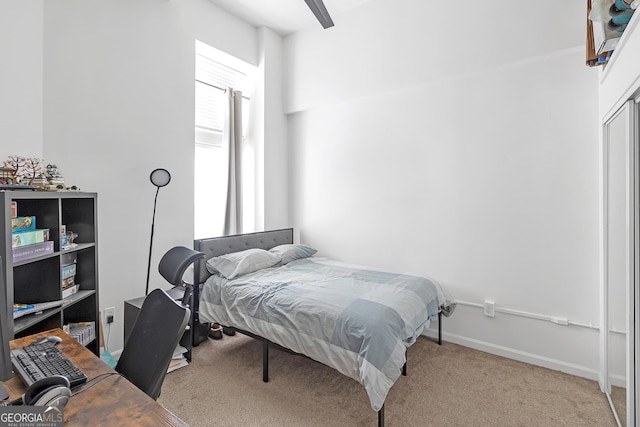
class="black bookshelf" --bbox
[0,191,100,380]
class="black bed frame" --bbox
[192,229,443,427]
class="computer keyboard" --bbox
[10,341,87,388]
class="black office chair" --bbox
[115,246,203,399]
[115,288,189,400]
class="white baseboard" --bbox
[422,328,600,382]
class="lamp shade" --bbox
[150,168,171,188]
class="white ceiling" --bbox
[209,0,374,36]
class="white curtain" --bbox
[223,87,243,235]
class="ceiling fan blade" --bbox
[304,0,335,29]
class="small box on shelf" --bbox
[62,276,75,289]
[60,225,78,250]
[61,263,76,280]
[61,252,77,266]
[11,229,50,248]
[12,241,54,262]
[62,284,80,299]
[11,216,36,233]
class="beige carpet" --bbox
[158,334,616,426]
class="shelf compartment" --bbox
[74,246,97,292]
[61,198,96,245]
[14,308,62,336]
[13,198,61,252]
[62,289,96,308]
[13,257,60,304]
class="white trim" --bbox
[628,97,638,427]
[421,329,600,382]
[454,300,599,330]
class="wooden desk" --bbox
[3,328,188,427]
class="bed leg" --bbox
[378,404,384,427]
[402,361,407,376]
[262,340,269,382]
[438,312,442,345]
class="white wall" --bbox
[41,0,261,351]
[257,27,289,230]
[285,0,602,378]
[0,1,44,159]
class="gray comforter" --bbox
[199,257,455,411]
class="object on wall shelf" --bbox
[587,0,620,66]
[587,0,638,66]
[607,0,637,32]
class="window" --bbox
[194,41,255,238]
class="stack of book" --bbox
[61,252,79,298]
[11,211,53,262]
[64,321,96,346]
[167,345,188,373]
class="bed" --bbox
[190,228,455,426]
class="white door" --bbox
[603,99,638,427]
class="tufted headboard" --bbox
[190,229,294,346]
[193,228,294,284]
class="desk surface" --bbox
[3,329,188,427]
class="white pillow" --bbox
[269,244,317,264]
[206,248,281,279]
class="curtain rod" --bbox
[196,79,250,101]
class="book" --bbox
[11,216,36,232]
[64,321,96,346]
[11,229,50,248]
[61,252,77,266]
[592,20,622,55]
[12,241,54,262]
[13,303,35,313]
[62,284,80,299]
[12,300,64,319]
[172,345,188,359]
[62,276,75,289]
[167,357,188,373]
[167,345,189,372]
[61,263,77,279]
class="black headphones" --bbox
[9,375,71,408]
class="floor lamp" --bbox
[146,168,171,296]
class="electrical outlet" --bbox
[483,300,495,317]
[104,307,115,324]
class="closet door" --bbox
[603,99,638,427]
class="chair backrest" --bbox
[115,288,190,400]
[158,246,205,287]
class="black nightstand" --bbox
[124,287,193,362]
